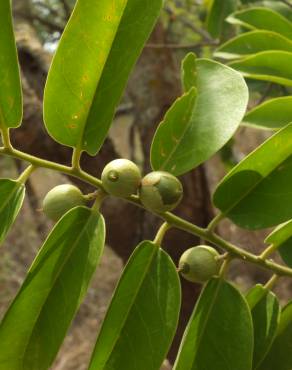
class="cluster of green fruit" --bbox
[101,158,183,212]
[43,158,184,220]
[42,158,221,284]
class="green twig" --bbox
[264,274,280,291]
[0,128,12,150]
[17,165,36,183]
[260,244,278,260]
[207,213,224,232]
[153,222,171,246]
[160,212,292,277]
[91,189,107,211]
[219,254,233,278]
[1,145,292,278]
[0,146,102,188]
[71,147,82,171]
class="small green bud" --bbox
[139,171,183,213]
[178,245,220,283]
[101,159,142,198]
[42,184,86,222]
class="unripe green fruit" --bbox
[178,246,220,283]
[101,159,142,198]
[139,171,183,213]
[43,184,86,221]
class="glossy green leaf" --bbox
[89,241,181,370]
[266,219,292,246]
[206,0,238,38]
[261,1,292,21]
[239,2,292,20]
[151,58,248,176]
[258,301,292,370]
[246,284,280,369]
[0,207,105,370]
[174,278,253,370]
[229,51,292,86]
[181,53,197,92]
[0,179,25,246]
[242,97,292,130]
[246,284,267,309]
[0,0,22,128]
[265,219,292,267]
[215,31,292,60]
[44,0,162,155]
[227,7,292,39]
[213,123,292,229]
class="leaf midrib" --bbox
[19,209,99,366]
[159,89,197,171]
[74,0,129,151]
[90,243,158,369]
[0,181,23,223]
[190,278,223,369]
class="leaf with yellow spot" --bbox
[44,0,162,155]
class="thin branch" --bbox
[1,144,292,278]
[59,0,71,19]
[33,1,60,19]
[21,12,64,33]
[179,16,214,42]
[280,0,292,8]
[164,6,214,43]
[264,274,280,290]
[145,40,218,49]
[153,222,172,246]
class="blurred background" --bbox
[1,0,292,368]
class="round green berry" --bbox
[139,171,183,213]
[101,159,142,198]
[178,246,220,283]
[42,184,86,222]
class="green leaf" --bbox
[246,284,280,369]
[0,179,25,246]
[215,30,292,60]
[262,1,292,21]
[206,0,238,38]
[246,284,267,309]
[0,206,105,370]
[173,278,253,370]
[88,241,181,370]
[181,52,197,92]
[44,0,162,156]
[258,301,292,370]
[0,0,22,129]
[227,7,292,39]
[151,58,248,176]
[242,97,292,130]
[213,123,292,229]
[265,219,292,267]
[266,219,292,246]
[229,51,292,86]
